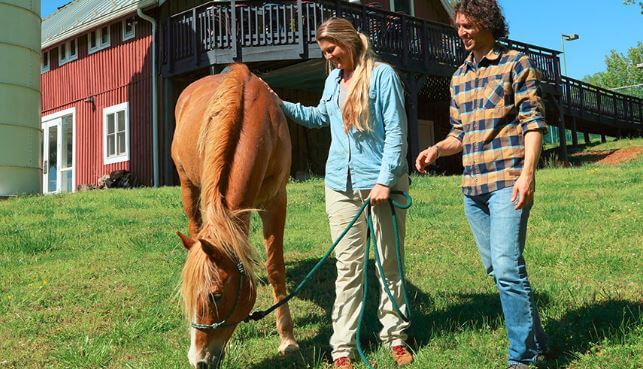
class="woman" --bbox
[273,17,412,369]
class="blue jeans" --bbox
[463,187,547,365]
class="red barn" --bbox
[41,0,157,193]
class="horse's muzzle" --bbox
[195,349,225,369]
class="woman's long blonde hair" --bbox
[317,17,376,132]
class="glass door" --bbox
[42,119,59,193]
[42,115,74,194]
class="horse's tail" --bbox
[196,63,259,284]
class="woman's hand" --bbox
[369,184,391,206]
[258,77,282,105]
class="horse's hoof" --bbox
[278,341,300,356]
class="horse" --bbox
[171,63,299,368]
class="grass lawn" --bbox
[1,139,641,369]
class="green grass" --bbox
[1,144,641,369]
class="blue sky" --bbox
[41,0,641,80]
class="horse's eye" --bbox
[209,293,223,303]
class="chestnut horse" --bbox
[171,64,298,368]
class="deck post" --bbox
[601,134,607,143]
[166,18,174,74]
[552,52,568,161]
[571,116,578,146]
[163,77,174,185]
[400,15,408,68]
[557,114,568,158]
[231,0,238,60]
[192,8,198,66]
[584,131,590,144]
[297,0,306,58]
[421,21,429,69]
[404,73,420,167]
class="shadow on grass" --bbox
[250,258,511,369]
[537,300,641,369]
[249,258,640,369]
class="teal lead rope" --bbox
[245,191,412,369]
[355,194,412,369]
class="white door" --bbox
[42,114,74,193]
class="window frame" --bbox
[102,102,130,165]
[88,25,111,54]
[41,50,50,73]
[58,39,78,66]
[122,16,136,41]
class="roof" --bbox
[41,0,162,49]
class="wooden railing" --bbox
[161,0,559,81]
[561,76,642,124]
[499,39,561,83]
[160,0,641,130]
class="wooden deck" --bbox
[160,0,642,146]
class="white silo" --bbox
[0,0,42,196]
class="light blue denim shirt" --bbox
[281,63,408,191]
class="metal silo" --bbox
[0,0,42,196]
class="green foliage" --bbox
[583,42,643,98]
[1,149,642,368]
[622,0,643,14]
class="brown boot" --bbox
[334,357,353,369]
[391,345,414,366]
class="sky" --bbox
[40,0,642,80]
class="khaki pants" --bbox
[325,175,410,361]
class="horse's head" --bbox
[177,231,257,369]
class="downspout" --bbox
[137,7,159,187]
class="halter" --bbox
[191,261,246,330]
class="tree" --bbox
[622,0,642,14]
[583,42,643,98]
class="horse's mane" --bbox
[181,64,260,320]
[181,242,221,322]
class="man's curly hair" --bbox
[453,0,509,40]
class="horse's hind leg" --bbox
[178,174,202,237]
[259,189,299,355]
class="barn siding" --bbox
[41,17,154,187]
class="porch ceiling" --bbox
[258,59,327,91]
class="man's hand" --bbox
[511,173,535,209]
[415,146,439,174]
[369,184,391,206]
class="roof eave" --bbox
[41,1,160,50]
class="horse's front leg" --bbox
[259,189,299,355]
[178,174,202,237]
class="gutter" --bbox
[137,7,159,187]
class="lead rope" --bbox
[356,197,411,369]
[246,191,412,369]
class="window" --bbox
[122,16,136,41]
[41,50,50,73]
[103,102,129,165]
[58,39,78,65]
[88,26,111,54]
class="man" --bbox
[415,1,548,368]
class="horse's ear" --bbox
[198,238,222,260]
[177,231,196,250]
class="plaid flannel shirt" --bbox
[449,44,548,196]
